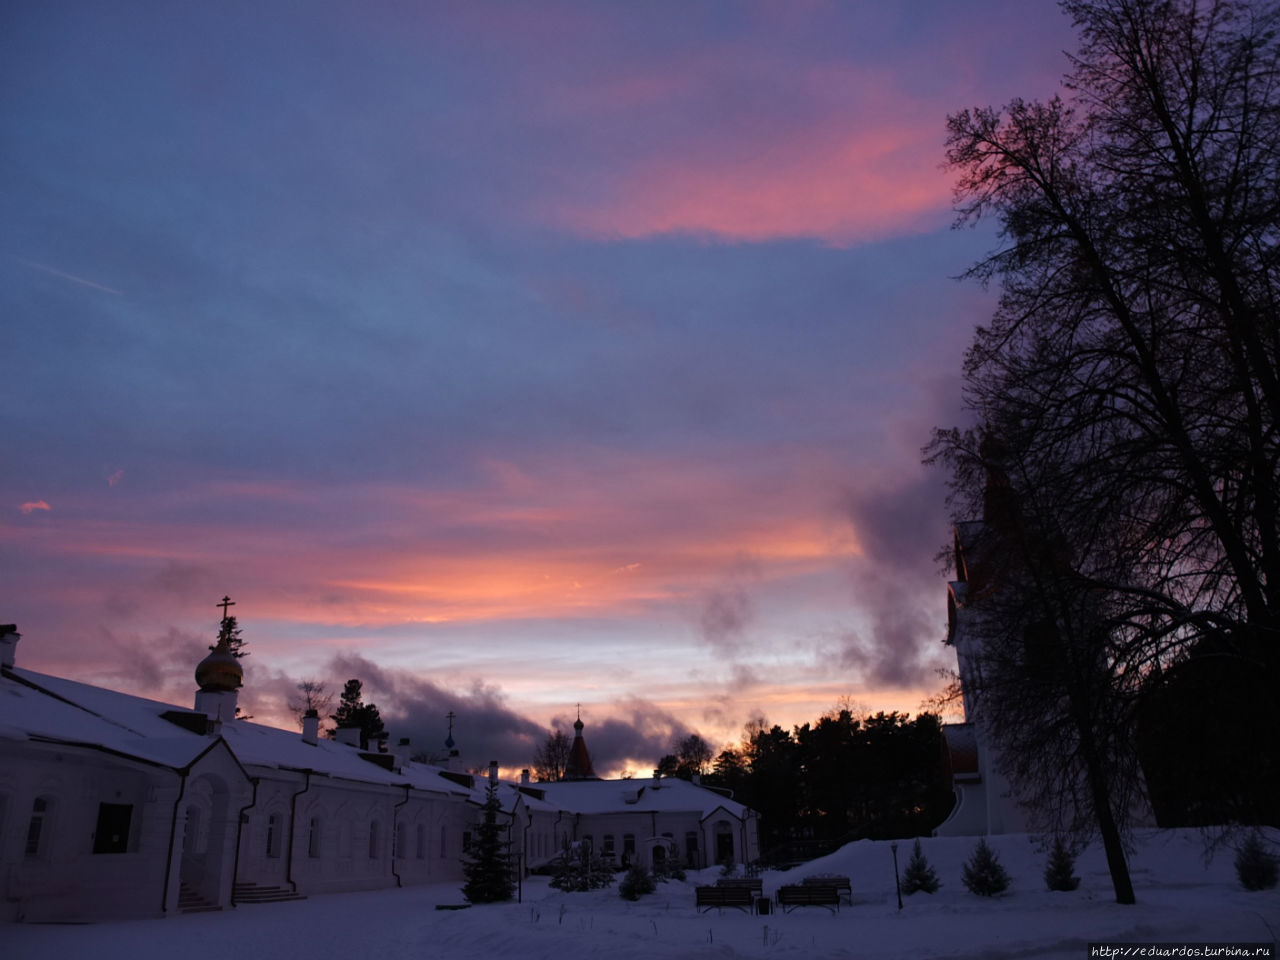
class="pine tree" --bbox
[901,838,941,895]
[618,862,655,901]
[461,779,514,903]
[962,838,1010,896]
[330,678,386,750]
[549,838,615,892]
[1235,832,1279,892]
[209,615,248,658]
[1044,835,1080,892]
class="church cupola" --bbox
[563,706,598,780]
[194,596,243,724]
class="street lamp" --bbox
[890,841,903,910]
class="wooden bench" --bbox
[715,877,763,893]
[802,874,851,904]
[695,885,755,913]
[776,884,840,913]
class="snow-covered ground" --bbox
[9,830,1277,960]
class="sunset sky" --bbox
[2,1,1076,775]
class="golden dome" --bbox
[195,638,243,692]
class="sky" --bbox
[1,1,1078,776]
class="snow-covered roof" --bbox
[1,667,453,789]
[533,777,750,819]
[2,668,220,769]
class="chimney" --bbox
[377,733,390,754]
[488,760,499,785]
[335,726,361,747]
[520,768,530,786]
[393,737,412,771]
[302,709,319,745]
[0,625,19,669]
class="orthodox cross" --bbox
[446,710,456,736]
[217,595,235,619]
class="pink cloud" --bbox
[107,470,125,487]
[20,500,51,514]
[549,125,948,246]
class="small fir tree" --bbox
[901,838,941,894]
[1235,832,1279,891]
[618,862,656,900]
[461,779,515,903]
[1043,835,1080,892]
[962,838,1010,897]
[549,839,615,892]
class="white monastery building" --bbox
[0,621,759,922]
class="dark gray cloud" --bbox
[838,467,952,689]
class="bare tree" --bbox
[933,0,1280,902]
[289,679,333,727]
[674,733,714,779]
[532,729,571,782]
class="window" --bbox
[368,821,381,859]
[623,833,635,857]
[308,818,322,858]
[582,834,593,854]
[602,834,615,858]
[439,825,447,859]
[685,831,698,865]
[266,812,282,858]
[93,802,133,854]
[415,824,426,860]
[25,797,51,858]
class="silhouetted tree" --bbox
[210,615,248,659]
[461,778,515,903]
[532,729,571,782]
[674,733,713,780]
[962,838,1010,897]
[934,0,1280,901]
[289,679,332,727]
[329,678,385,750]
[1044,835,1081,892]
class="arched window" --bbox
[368,820,381,859]
[266,812,283,858]
[307,817,322,859]
[439,824,447,859]
[415,823,426,859]
[25,796,52,858]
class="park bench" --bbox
[715,877,763,893]
[695,884,755,913]
[802,874,851,905]
[776,884,841,913]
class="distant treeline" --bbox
[696,709,954,861]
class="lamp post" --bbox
[890,841,903,910]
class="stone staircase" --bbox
[177,882,221,914]
[232,881,307,905]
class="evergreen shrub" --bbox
[901,838,941,894]
[618,862,656,900]
[1235,832,1279,891]
[962,838,1010,896]
[1043,835,1080,892]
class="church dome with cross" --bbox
[195,596,243,692]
